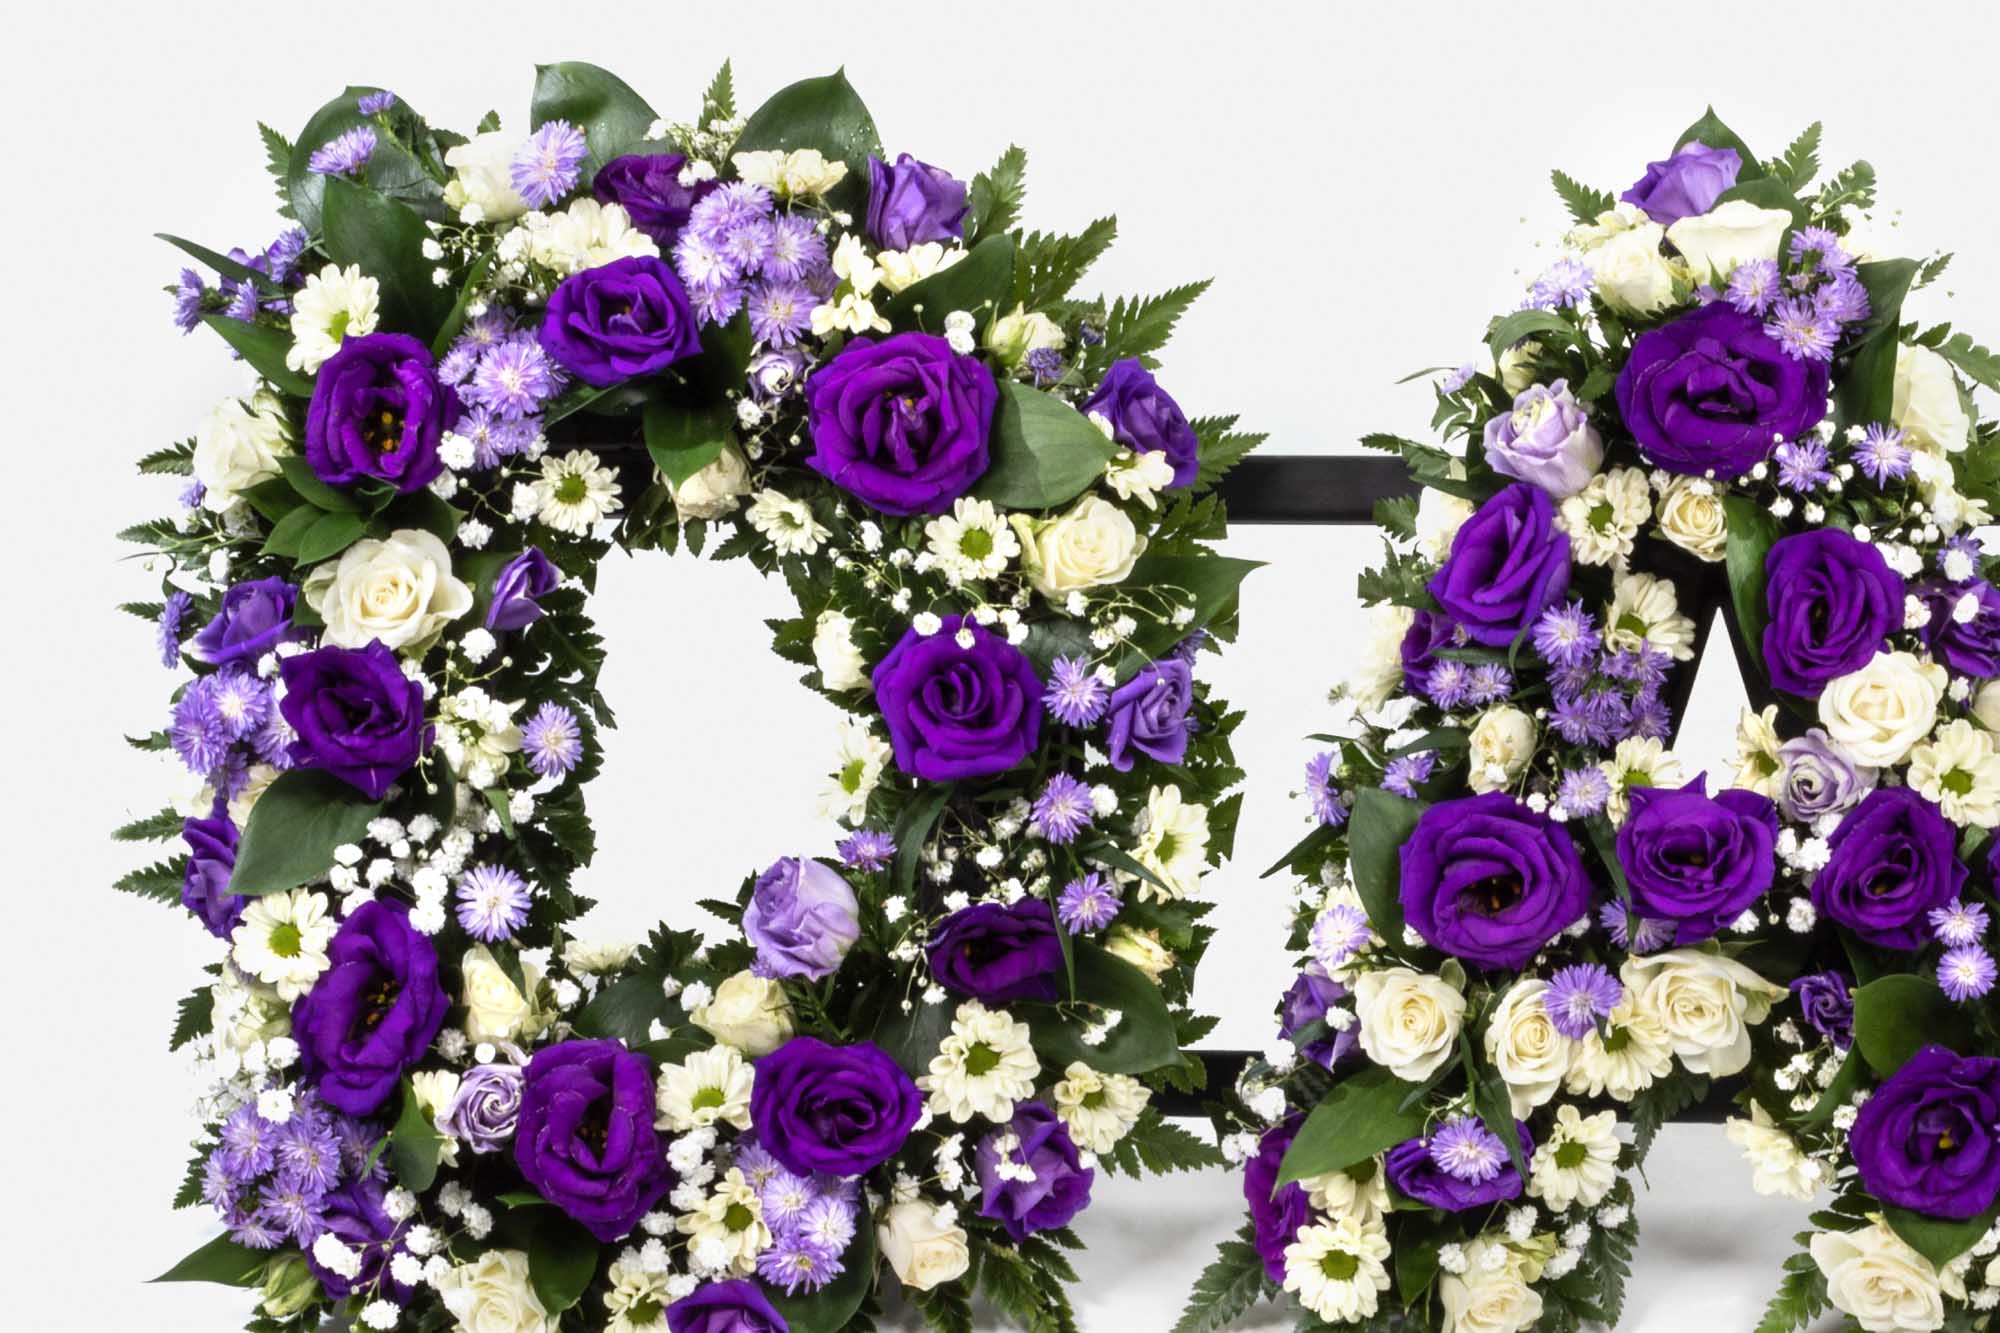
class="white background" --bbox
[9,2,1998,1328]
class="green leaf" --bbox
[227,768,381,896]
[1882,1198,2000,1268]
[875,994,958,1080]
[388,1078,444,1192]
[573,971,671,1045]
[1835,259,1919,430]
[277,455,361,512]
[644,399,733,488]
[1674,108,1765,180]
[523,1209,600,1315]
[1754,1253,1828,1333]
[260,502,320,560]
[1013,216,1117,309]
[157,233,287,297]
[1120,552,1261,665]
[1485,308,1575,361]
[1347,787,1424,941]
[1769,122,1823,193]
[530,61,660,181]
[115,856,189,904]
[320,175,450,338]
[201,315,314,398]
[152,1232,268,1286]
[286,87,442,234]
[1928,328,2000,393]
[1098,280,1210,367]
[1276,1066,1429,1187]
[1172,1228,1271,1333]
[732,69,882,217]
[967,144,1028,244]
[883,233,1016,331]
[1550,169,1613,224]
[969,380,1118,510]
[171,986,214,1051]
[766,1208,874,1333]
[1102,1107,1224,1176]
[701,60,736,120]
[292,509,370,565]
[1852,973,1973,1075]
[1713,175,1809,231]
[114,807,187,842]
[1029,941,1181,1075]
[1722,493,1782,681]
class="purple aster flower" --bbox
[275,1119,343,1196]
[172,268,205,332]
[1790,226,1854,274]
[690,181,773,237]
[1441,361,1478,393]
[747,280,814,347]
[1930,898,1991,947]
[1559,768,1612,817]
[230,1212,286,1250]
[1767,295,1840,362]
[1774,437,1834,492]
[465,337,562,420]
[756,1233,842,1295]
[1853,423,1912,485]
[1025,346,1066,387]
[210,670,273,740]
[1532,600,1600,669]
[1056,872,1121,934]
[1465,662,1514,705]
[1815,272,1871,325]
[308,126,376,178]
[170,685,232,776]
[761,214,828,284]
[1428,1117,1509,1183]
[796,1194,857,1255]
[1549,690,1620,747]
[1033,773,1095,845]
[1544,964,1622,1039]
[219,1104,278,1178]
[1310,904,1372,970]
[1599,900,1675,953]
[264,227,309,285]
[1382,751,1436,800]
[510,120,588,208]
[1626,690,1672,741]
[758,1169,816,1232]
[456,864,533,941]
[222,279,261,323]
[1528,256,1595,310]
[157,590,194,667]
[674,228,741,291]
[258,1178,325,1244]
[1725,258,1782,316]
[1043,655,1108,727]
[1305,750,1347,827]
[1939,946,1997,1001]
[720,216,775,273]
[357,90,397,116]
[836,828,896,873]
[521,702,583,778]
[688,279,747,326]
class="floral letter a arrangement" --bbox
[1186,113,2000,1333]
[124,62,1261,1333]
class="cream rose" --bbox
[461,945,548,1045]
[1010,495,1143,600]
[1819,651,1948,767]
[1894,344,1972,455]
[690,970,795,1056]
[985,304,1067,366]
[666,444,752,519]
[876,1201,972,1292]
[1439,1239,1545,1333]
[304,528,473,654]
[1354,967,1465,1082]
[1349,603,1417,713]
[433,1248,555,1333]
[1468,706,1536,794]
[874,242,966,295]
[1653,475,1727,562]
[193,390,291,513]
[1577,225,1681,315]
[1974,680,2000,733]
[1622,949,1783,1077]
[1103,924,1174,981]
[812,609,870,692]
[1666,199,1793,285]
[1810,1221,1948,1333]
[442,132,530,224]
[1483,979,1575,1116]
[1496,341,1541,395]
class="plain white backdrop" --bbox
[9,2,1997,1328]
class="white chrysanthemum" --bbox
[1300,1158,1391,1225]
[286,264,381,372]
[675,1167,769,1277]
[1598,736,1688,825]
[518,198,659,274]
[1908,718,2000,828]
[1049,1062,1151,1153]
[731,148,848,200]
[656,1046,754,1133]
[534,450,623,536]
[875,242,966,294]
[818,717,891,824]
[1728,705,1784,798]
[231,889,335,1001]
[435,687,523,790]
[1281,1215,1393,1323]
[1725,1103,1823,1201]
[1563,996,1673,1101]
[1558,466,1651,566]
[603,1254,674,1333]
[1603,570,1695,661]
[747,489,829,555]
[1527,1104,1620,1213]
[1131,784,1210,901]
[919,1000,1040,1123]
[924,497,1019,585]
[1103,447,1177,510]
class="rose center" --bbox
[1466,875,1524,915]
[359,977,401,1032]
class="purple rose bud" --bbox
[1482,379,1605,498]
[1277,969,1357,1071]
[1620,140,1743,227]
[279,641,431,800]
[1400,791,1592,969]
[743,857,861,981]
[805,332,998,516]
[1812,787,1967,950]
[1789,971,1853,1048]
[190,577,301,667]
[540,255,702,388]
[1850,1045,2000,1220]
[484,547,560,633]
[1918,579,2000,678]
[181,810,245,938]
[444,1063,525,1153]
[1427,484,1572,648]
[514,1039,674,1241]
[593,152,710,246]
[1763,531,1905,696]
[1079,358,1200,490]
[926,899,1064,1003]
[1777,729,1875,823]
[872,615,1041,781]
[1103,657,1194,772]
[1384,1120,1533,1212]
[292,900,449,1115]
[747,345,809,403]
[1244,1116,1311,1283]
[864,153,969,250]
[1616,775,1778,945]
[975,1101,1093,1241]
[667,1280,790,1333]
[304,332,456,493]
[749,1037,921,1177]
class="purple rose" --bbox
[1482,379,1604,498]
[1777,728,1876,823]
[540,255,702,388]
[1851,1045,2000,1221]
[747,346,808,403]
[750,1038,921,1177]
[804,332,997,516]
[1790,972,1854,1049]
[872,614,1041,781]
[1616,776,1778,945]
[304,332,455,493]
[1426,483,1571,648]
[1813,787,1967,950]
[1384,1121,1533,1212]
[926,899,1064,1003]
[1278,969,1358,1071]
[743,856,861,981]
[190,577,300,666]
[1079,358,1200,490]
[181,810,245,938]
[1103,658,1194,772]
[1620,140,1743,227]
[593,152,710,245]
[444,1063,525,1153]
[1400,791,1592,969]
[667,1280,790,1333]
[975,1101,1094,1242]
[1401,610,1460,694]
[279,641,430,800]
[1918,579,2000,678]
[1614,302,1830,478]
[514,1038,674,1241]
[865,153,969,250]
[1243,1116,1311,1282]
[484,548,560,633]
[1763,531,1905,696]
[304,1176,410,1302]
[292,900,449,1115]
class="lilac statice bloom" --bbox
[510,120,588,207]
[308,126,376,178]
[1025,346,1066,387]
[1033,773,1094,845]
[456,864,532,941]
[521,702,582,778]
[836,828,896,873]
[1382,751,1436,800]
[1056,872,1121,934]
[1305,751,1346,827]
[1043,655,1107,727]
[1543,964,1622,1039]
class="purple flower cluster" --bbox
[1930,897,1996,1002]
[202,1090,397,1278]
[1544,639,1675,748]
[169,666,291,789]
[171,228,307,333]
[1305,751,1347,827]
[835,827,896,872]
[672,182,833,338]
[437,310,564,468]
[510,120,588,208]
[1723,226,1870,364]
[739,1140,863,1294]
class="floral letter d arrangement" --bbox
[1190,114,2000,1333]
[123,62,1262,1333]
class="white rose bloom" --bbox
[1131,784,1210,901]
[286,264,381,373]
[194,390,292,513]
[1050,1062,1151,1153]
[304,529,473,654]
[1558,466,1652,566]
[876,1201,971,1292]
[1819,652,1948,767]
[1893,344,1972,455]
[1484,979,1575,1116]
[434,1249,554,1333]
[1010,495,1144,601]
[1622,949,1783,1077]
[443,132,530,224]
[1467,706,1536,795]
[919,1000,1040,1123]
[1653,475,1727,562]
[874,242,967,294]
[985,303,1067,365]
[1568,205,1682,315]
[1415,484,1477,563]
[1811,1220,1949,1333]
[812,610,870,692]
[655,1045,755,1132]
[1908,718,2000,827]
[1103,924,1174,980]
[1439,1238,1546,1333]
[461,944,548,1045]
[1725,1103,1822,1201]
[1975,680,2000,733]
[1527,1104,1620,1212]
[1604,570,1696,662]
[1564,995,1674,1101]
[1349,603,1418,712]
[1666,199,1793,285]
[518,199,659,275]
[690,970,794,1056]
[666,444,752,519]
[1354,967,1466,1082]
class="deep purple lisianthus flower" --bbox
[1385,1120,1532,1211]
[1614,302,1830,478]
[1482,379,1604,498]
[1812,787,1968,950]
[750,1038,921,1177]
[279,641,429,800]
[865,153,969,250]
[1621,140,1742,227]
[1103,657,1194,772]
[304,332,456,493]
[1790,972,1854,1049]
[1401,609,1460,694]
[1850,1045,2000,1221]
[1079,358,1200,489]
[1616,776,1778,945]
[292,900,448,1116]
[1763,531,1905,696]
[1427,483,1572,648]
[926,899,1064,1003]
[514,1039,674,1241]
[975,1101,1094,1242]
[1918,579,2000,678]
[593,152,710,246]
[667,1279,790,1333]
[1244,1116,1312,1282]
[181,810,245,938]
[484,547,561,633]
[444,1063,525,1153]
[540,255,702,388]
[1278,969,1357,1070]
[743,856,861,981]
[872,615,1041,781]
[302,1176,410,1301]
[1400,791,1592,969]
[191,577,301,667]
[804,332,997,516]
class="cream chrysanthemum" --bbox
[675,1167,770,1276]
[1301,1157,1391,1225]
[1282,1215,1393,1323]
[1527,1104,1620,1212]
[1049,1062,1150,1153]
[1598,736,1688,825]
[1557,466,1651,565]
[1563,997,1673,1101]
[654,1045,754,1133]
[286,264,380,372]
[231,889,336,1001]
[924,497,1019,585]
[1131,784,1210,901]
[817,717,891,825]
[534,450,623,536]
[746,489,829,556]
[1728,705,1784,798]
[1603,570,1696,661]
[1908,718,2000,828]
[919,1000,1040,1123]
